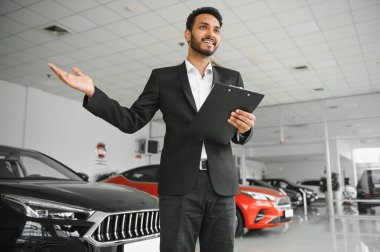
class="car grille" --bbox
[269,216,291,223]
[91,210,160,243]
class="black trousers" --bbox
[159,171,236,252]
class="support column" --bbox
[241,147,247,185]
[323,100,334,216]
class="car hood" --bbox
[0,180,158,212]
[239,185,284,198]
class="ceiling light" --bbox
[125,6,134,11]
[251,58,263,64]
[43,25,69,37]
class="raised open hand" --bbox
[48,63,95,97]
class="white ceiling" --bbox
[1,0,380,149]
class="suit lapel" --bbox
[212,66,223,86]
[178,61,197,112]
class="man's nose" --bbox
[206,28,216,37]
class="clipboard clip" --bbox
[228,84,244,90]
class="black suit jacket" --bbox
[83,62,252,196]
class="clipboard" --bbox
[185,83,264,144]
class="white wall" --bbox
[246,142,325,158]
[245,142,326,183]
[264,159,325,183]
[245,159,265,179]
[0,80,151,181]
[0,80,27,147]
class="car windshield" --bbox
[0,150,83,181]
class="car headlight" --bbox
[241,191,274,201]
[2,194,94,220]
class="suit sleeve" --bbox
[231,72,253,145]
[83,70,159,134]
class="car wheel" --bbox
[235,208,244,237]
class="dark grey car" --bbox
[0,145,160,251]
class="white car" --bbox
[298,179,357,201]
[297,179,325,199]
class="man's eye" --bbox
[214,29,220,34]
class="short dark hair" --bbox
[186,7,223,31]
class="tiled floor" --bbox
[233,203,380,252]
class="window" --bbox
[21,156,68,179]
[0,151,82,181]
[278,181,288,189]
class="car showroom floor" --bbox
[197,201,380,252]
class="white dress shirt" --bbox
[185,60,213,160]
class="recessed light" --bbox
[124,6,134,11]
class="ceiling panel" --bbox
[0,0,379,150]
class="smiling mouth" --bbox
[202,39,215,46]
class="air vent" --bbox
[313,87,325,92]
[328,105,338,109]
[43,25,69,36]
[288,123,308,128]
[293,65,309,70]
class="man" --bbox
[49,7,256,252]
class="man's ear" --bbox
[184,29,191,43]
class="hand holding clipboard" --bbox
[185,83,264,144]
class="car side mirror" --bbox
[77,172,89,182]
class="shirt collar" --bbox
[185,59,213,75]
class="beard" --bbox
[190,35,218,57]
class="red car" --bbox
[103,165,293,236]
